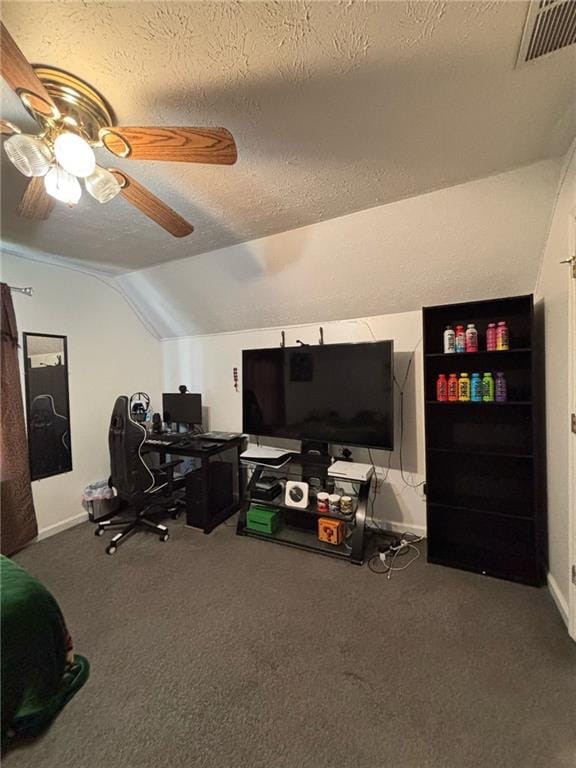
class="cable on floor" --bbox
[367,532,424,579]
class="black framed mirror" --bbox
[23,333,72,481]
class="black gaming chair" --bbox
[95,395,184,555]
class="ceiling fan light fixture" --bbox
[44,166,82,205]
[53,132,96,178]
[1,23,229,234]
[84,166,121,203]
[4,133,52,177]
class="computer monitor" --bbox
[162,393,202,426]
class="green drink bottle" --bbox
[482,372,494,402]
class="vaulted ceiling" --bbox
[1,1,575,272]
[115,157,564,337]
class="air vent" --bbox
[517,0,576,66]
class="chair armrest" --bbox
[151,459,183,495]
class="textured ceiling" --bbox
[0,1,574,272]
[116,158,561,337]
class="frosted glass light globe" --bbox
[85,166,121,203]
[53,132,96,178]
[4,134,52,177]
[44,166,82,205]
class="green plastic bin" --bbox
[246,504,280,534]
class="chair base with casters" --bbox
[95,459,185,554]
[95,511,171,555]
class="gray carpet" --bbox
[9,517,576,768]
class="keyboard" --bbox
[145,432,183,446]
[198,431,242,441]
[172,438,220,450]
[146,436,223,451]
[145,438,177,447]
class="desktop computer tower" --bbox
[185,460,234,531]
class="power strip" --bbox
[379,538,409,559]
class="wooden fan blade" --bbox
[101,126,237,165]
[0,23,59,119]
[109,169,193,238]
[17,177,54,220]
[0,119,21,136]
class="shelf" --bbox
[245,463,371,486]
[427,447,533,459]
[428,501,533,522]
[426,554,539,587]
[240,524,352,559]
[425,348,531,358]
[425,400,531,406]
[251,495,356,522]
[427,500,533,521]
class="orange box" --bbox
[318,517,345,545]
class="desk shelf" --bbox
[241,524,353,561]
[259,493,357,523]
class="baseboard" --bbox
[366,519,426,538]
[37,512,88,541]
[547,572,569,627]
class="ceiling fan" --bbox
[0,22,237,237]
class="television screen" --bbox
[242,341,394,449]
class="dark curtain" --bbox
[1,283,38,554]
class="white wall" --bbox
[163,310,426,534]
[0,251,162,537]
[535,141,576,619]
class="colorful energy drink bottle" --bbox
[495,372,507,402]
[486,323,497,351]
[447,373,459,402]
[458,373,470,401]
[471,373,483,402]
[483,372,495,402]
[436,374,448,401]
[455,325,466,353]
[496,321,509,351]
[443,326,455,354]
[465,324,478,352]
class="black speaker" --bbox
[152,412,162,434]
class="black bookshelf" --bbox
[422,294,547,585]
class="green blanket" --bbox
[1,556,89,747]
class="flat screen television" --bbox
[242,341,394,449]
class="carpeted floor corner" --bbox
[8,517,576,768]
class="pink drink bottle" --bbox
[436,374,448,402]
[465,324,478,352]
[486,323,496,351]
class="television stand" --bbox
[237,453,373,565]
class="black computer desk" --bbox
[143,435,247,534]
